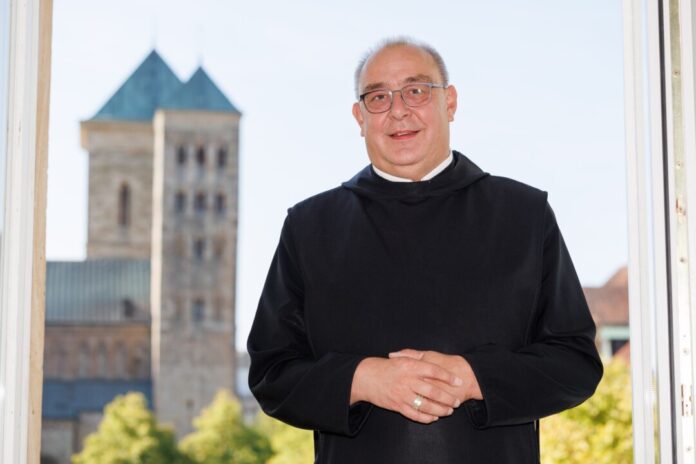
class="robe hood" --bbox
[341,150,489,200]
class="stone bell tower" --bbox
[150,67,240,435]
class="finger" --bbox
[419,361,464,387]
[413,380,461,408]
[404,394,454,418]
[388,349,424,360]
[398,403,440,424]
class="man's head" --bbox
[352,38,457,180]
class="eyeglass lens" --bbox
[363,83,433,113]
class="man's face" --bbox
[352,45,457,178]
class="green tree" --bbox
[72,392,189,464]
[179,390,273,464]
[541,358,633,463]
[256,414,313,464]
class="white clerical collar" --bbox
[372,151,453,182]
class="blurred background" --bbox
[42,1,631,463]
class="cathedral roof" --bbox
[43,379,152,419]
[89,50,239,121]
[160,67,240,114]
[46,259,150,324]
[90,50,182,121]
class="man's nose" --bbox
[389,90,411,119]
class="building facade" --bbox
[41,50,240,464]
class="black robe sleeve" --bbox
[463,201,603,428]
[247,212,372,435]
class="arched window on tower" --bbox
[177,145,187,166]
[194,193,207,214]
[215,194,226,215]
[217,146,227,169]
[118,183,131,227]
[196,145,206,168]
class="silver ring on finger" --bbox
[413,394,424,411]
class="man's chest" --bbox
[297,199,542,357]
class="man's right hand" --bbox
[350,357,463,424]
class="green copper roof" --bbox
[46,259,150,324]
[90,51,240,121]
[160,67,240,114]
[91,50,182,121]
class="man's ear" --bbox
[446,85,458,122]
[352,102,366,137]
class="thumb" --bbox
[388,349,424,360]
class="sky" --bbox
[46,0,627,350]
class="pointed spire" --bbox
[90,50,182,121]
[160,67,240,114]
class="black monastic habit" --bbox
[247,151,603,463]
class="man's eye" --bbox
[408,87,425,96]
[369,92,388,103]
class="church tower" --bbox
[79,50,240,436]
[150,67,240,435]
[81,51,182,259]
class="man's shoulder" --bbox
[478,174,548,203]
[287,185,353,218]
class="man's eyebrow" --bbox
[360,74,437,95]
[360,81,387,94]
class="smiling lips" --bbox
[389,130,420,140]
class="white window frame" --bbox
[624,0,696,462]
[0,0,52,463]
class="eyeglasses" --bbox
[359,82,446,114]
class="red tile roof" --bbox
[583,266,629,326]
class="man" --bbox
[247,38,603,463]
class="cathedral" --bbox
[40,50,241,464]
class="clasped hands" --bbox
[350,349,483,424]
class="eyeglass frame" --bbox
[358,82,447,114]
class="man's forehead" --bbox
[358,45,441,91]
[361,74,437,94]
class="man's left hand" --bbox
[388,349,483,402]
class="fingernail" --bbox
[453,377,463,386]
[448,408,454,415]
[454,399,461,408]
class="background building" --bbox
[584,266,630,362]
[41,50,241,464]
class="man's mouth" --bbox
[389,130,420,140]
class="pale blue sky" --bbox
[47,0,626,349]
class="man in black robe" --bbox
[247,37,603,463]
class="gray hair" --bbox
[353,37,449,99]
